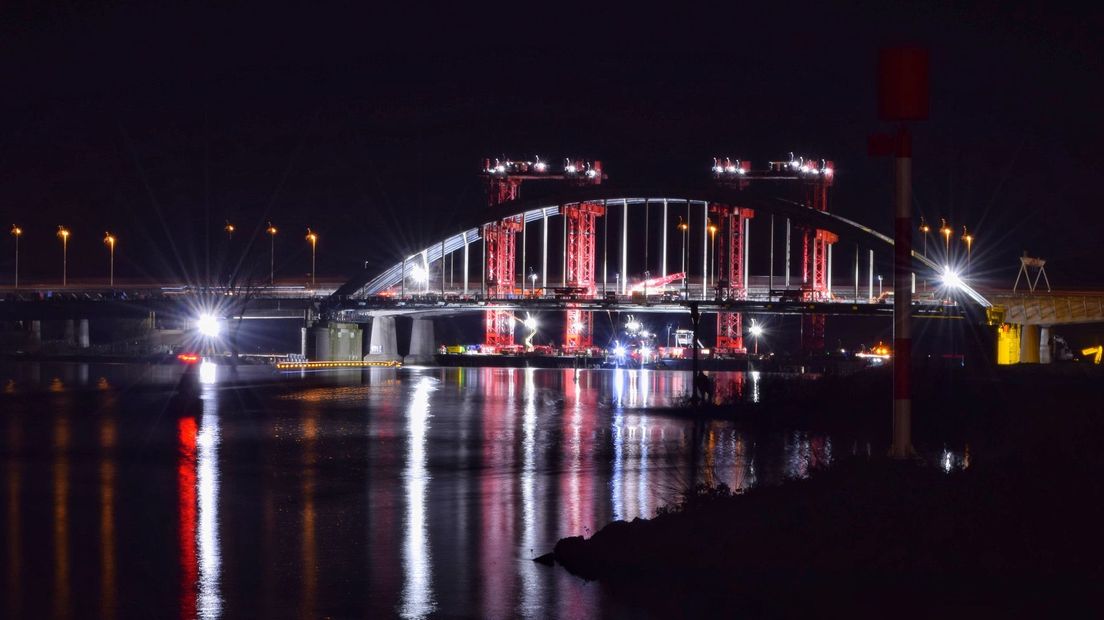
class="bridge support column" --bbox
[405,318,436,365]
[1039,326,1052,364]
[366,316,401,362]
[27,320,41,353]
[312,321,363,361]
[63,319,76,347]
[1020,324,1041,364]
[78,319,90,349]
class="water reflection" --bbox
[4,365,905,618]
[6,416,21,619]
[400,376,436,619]
[53,415,70,620]
[99,416,117,619]
[197,382,223,618]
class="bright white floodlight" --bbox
[196,313,221,338]
[941,266,963,289]
[749,322,764,337]
[411,264,429,283]
[523,315,538,331]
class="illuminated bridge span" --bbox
[331,155,992,361]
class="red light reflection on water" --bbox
[177,418,198,620]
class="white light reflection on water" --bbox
[750,370,761,404]
[400,376,436,619]
[197,378,222,618]
[518,368,543,616]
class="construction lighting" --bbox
[523,315,538,331]
[625,318,642,333]
[410,264,429,283]
[196,313,222,338]
[613,344,626,358]
[941,266,963,289]
[919,217,931,234]
[749,322,764,337]
[585,168,598,178]
[533,159,547,173]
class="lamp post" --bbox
[224,221,235,240]
[103,232,116,287]
[961,226,974,277]
[918,217,930,257]
[749,320,764,355]
[878,274,883,297]
[678,217,689,298]
[57,226,70,286]
[266,222,278,284]
[528,269,538,295]
[305,228,318,288]
[10,225,22,288]
[939,218,952,258]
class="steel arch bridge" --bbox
[329,181,991,355]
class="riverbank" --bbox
[547,366,1104,615]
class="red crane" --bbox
[480,158,604,348]
[712,155,837,353]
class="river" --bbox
[0,361,965,618]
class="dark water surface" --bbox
[1,362,961,618]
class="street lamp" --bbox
[961,226,974,276]
[939,218,952,258]
[266,222,278,284]
[748,319,764,355]
[10,225,22,288]
[57,226,71,286]
[918,217,931,257]
[877,274,883,297]
[103,232,116,287]
[678,217,689,297]
[305,228,318,287]
[224,220,235,240]
[528,267,538,294]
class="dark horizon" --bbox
[2,4,1101,287]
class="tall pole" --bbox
[643,199,649,276]
[769,214,774,294]
[701,201,708,299]
[542,209,549,292]
[661,199,668,278]
[57,226,70,287]
[621,199,628,294]
[462,231,469,296]
[10,226,22,289]
[784,218,791,287]
[868,249,874,301]
[104,233,116,287]
[305,228,318,288]
[521,218,527,293]
[743,218,750,291]
[562,214,568,288]
[602,201,608,294]
[891,125,914,459]
[854,245,860,303]
[267,222,278,285]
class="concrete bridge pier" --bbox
[311,321,363,361]
[64,319,76,347]
[365,315,400,362]
[78,319,90,349]
[405,318,436,365]
[1020,324,1041,364]
[27,320,42,352]
[1039,326,1051,364]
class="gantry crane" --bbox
[712,154,837,353]
[480,157,604,348]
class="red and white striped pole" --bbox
[890,126,915,459]
[877,47,927,459]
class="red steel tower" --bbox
[713,155,837,353]
[480,158,604,348]
[563,201,606,350]
[710,202,755,353]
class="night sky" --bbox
[2,3,1101,287]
